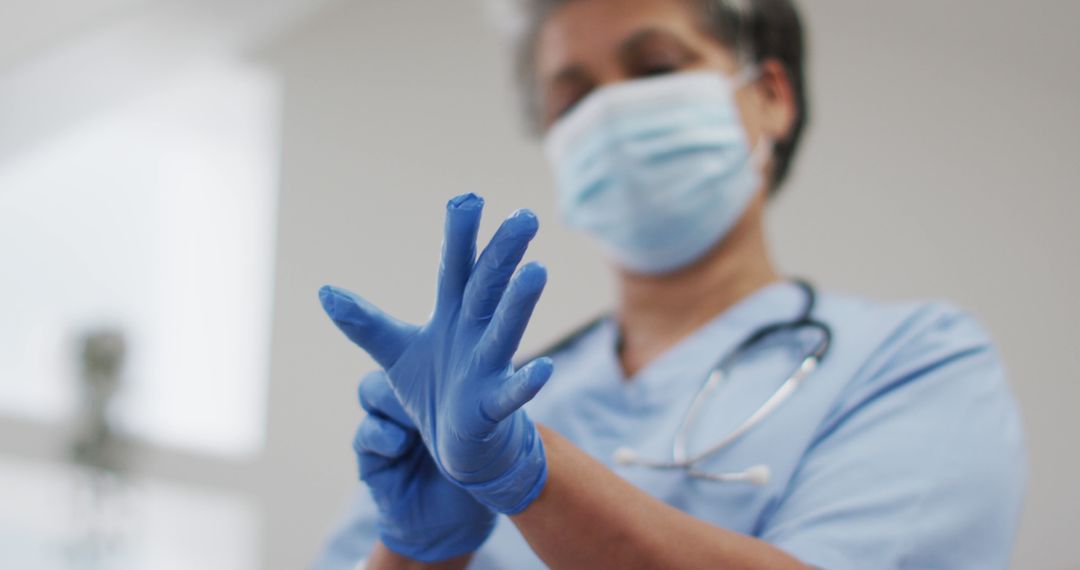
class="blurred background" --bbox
[0,0,1076,568]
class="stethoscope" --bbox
[613,280,832,486]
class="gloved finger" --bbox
[319,285,418,370]
[475,261,548,371]
[357,449,396,484]
[481,357,554,423]
[354,413,417,458]
[461,209,539,324]
[434,193,483,318]
[358,370,414,429]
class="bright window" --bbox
[0,60,279,457]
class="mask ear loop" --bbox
[732,64,762,90]
[730,65,774,173]
[751,136,774,169]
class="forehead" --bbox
[535,0,716,77]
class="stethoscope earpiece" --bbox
[614,445,772,486]
[613,446,640,466]
[741,465,771,486]
[689,464,771,486]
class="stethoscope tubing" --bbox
[675,354,820,466]
[615,280,832,484]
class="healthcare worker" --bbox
[316,0,1026,568]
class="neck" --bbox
[615,195,779,377]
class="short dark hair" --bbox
[509,0,808,193]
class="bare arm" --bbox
[364,543,472,570]
[510,426,809,570]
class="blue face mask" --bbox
[543,70,766,275]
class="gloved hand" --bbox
[320,193,553,514]
[354,369,496,562]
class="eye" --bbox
[627,50,694,81]
[619,30,701,81]
[639,62,680,78]
[546,83,595,124]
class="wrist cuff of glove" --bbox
[379,518,496,564]
[458,425,548,515]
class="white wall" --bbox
[772,3,1079,568]
[257,1,1079,568]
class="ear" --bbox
[755,59,797,142]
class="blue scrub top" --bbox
[316,282,1026,570]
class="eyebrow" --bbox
[616,27,695,67]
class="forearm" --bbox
[510,426,809,570]
[365,542,472,570]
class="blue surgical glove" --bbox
[320,193,552,514]
[354,369,496,562]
